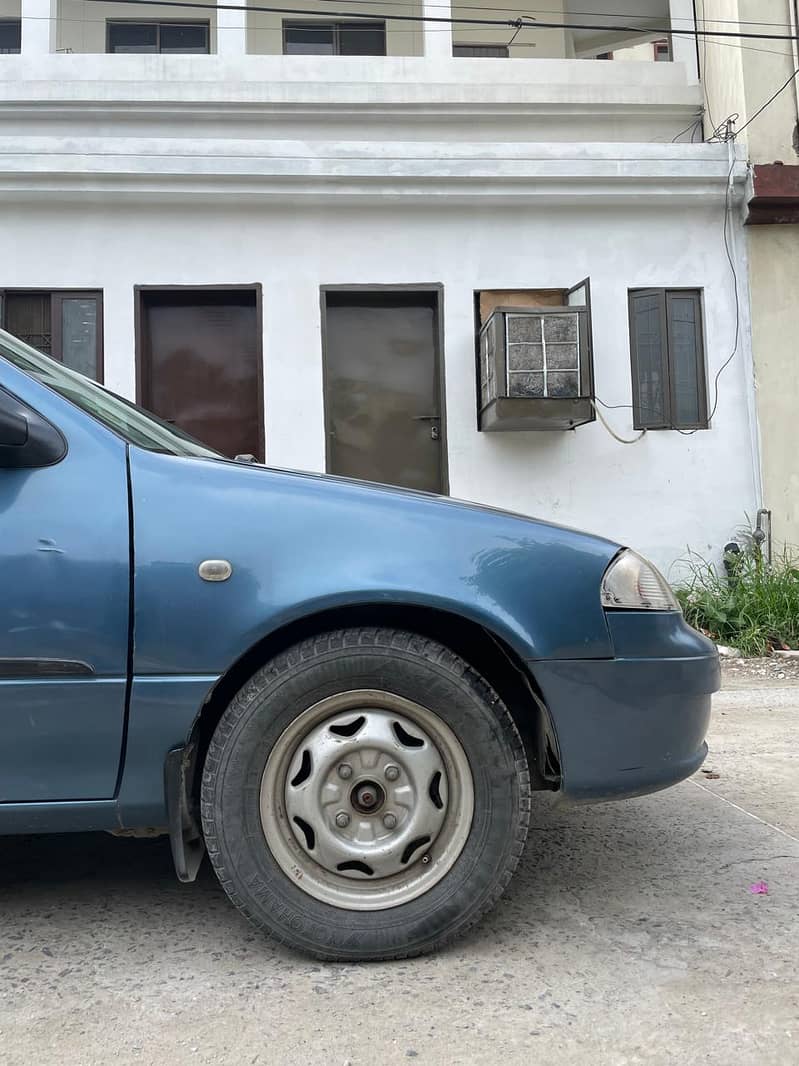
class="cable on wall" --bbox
[589,400,646,444]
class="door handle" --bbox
[411,415,441,441]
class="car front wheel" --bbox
[201,628,530,961]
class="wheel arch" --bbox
[186,602,560,808]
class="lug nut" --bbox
[382,813,397,829]
[337,764,353,780]
[384,765,400,782]
[335,811,351,828]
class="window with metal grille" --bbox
[628,288,708,429]
[106,21,210,54]
[1,291,103,381]
[0,19,21,53]
[282,20,386,56]
[476,281,595,431]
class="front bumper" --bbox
[530,612,720,803]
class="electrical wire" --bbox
[589,399,646,444]
[17,3,799,59]
[736,64,799,135]
[705,153,740,426]
[668,115,704,143]
[74,0,799,40]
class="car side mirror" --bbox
[0,389,67,469]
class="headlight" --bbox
[600,549,680,611]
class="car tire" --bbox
[201,627,531,961]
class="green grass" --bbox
[676,548,799,657]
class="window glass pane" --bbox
[0,19,21,53]
[284,22,335,54]
[4,293,51,355]
[668,294,702,425]
[338,22,386,56]
[108,22,158,53]
[480,323,497,405]
[160,23,209,54]
[567,283,587,307]
[630,292,667,426]
[61,298,98,380]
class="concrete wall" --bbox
[449,0,567,59]
[698,0,798,156]
[747,227,799,550]
[699,0,799,549]
[1,195,757,574]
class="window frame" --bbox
[628,287,708,431]
[282,19,387,56]
[0,18,21,53]
[1,289,104,383]
[105,20,211,55]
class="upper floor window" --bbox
[1,290,103,381]
[653,39,671,61]
[628,288,708,430]
[0,19,21,54]
[106,21,210,54]
[282,20,386,56]
[452,44,509,58]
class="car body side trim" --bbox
[0,657,95,678]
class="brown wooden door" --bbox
[323,290,445,493]
[139,289,262,460]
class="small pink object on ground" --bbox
[748,881,769,895]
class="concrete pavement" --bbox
[1,677,797,1066]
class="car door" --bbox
[0,370,130,802]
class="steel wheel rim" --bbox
[260,690,474,911]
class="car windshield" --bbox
[0,329,222,460]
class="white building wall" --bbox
[3,191,757,575]
[0,2,761,572]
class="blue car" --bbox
[0,329,719,961]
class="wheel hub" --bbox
[259,690,474,910]
[282,707,449,880]
[350,780,385,814]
